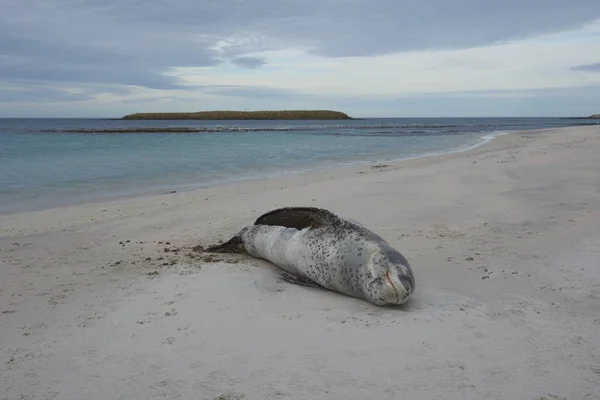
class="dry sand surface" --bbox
[1,126,600,400]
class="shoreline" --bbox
[1,128,516,216]
[1,125,599,399]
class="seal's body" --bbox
[207,207,415,306]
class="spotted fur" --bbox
[206,207,415,306]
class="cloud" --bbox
[0,87,93,103]
[191,85,302,99]
[0,3,219,89]
[231,57,267,69]
[0,77,140,103]
[316,84,600,117]
[572,62,600,72]
[2,0,600,90]
[167,35,600,97]
[2,1,600,117]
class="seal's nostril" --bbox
[399,275,414,293]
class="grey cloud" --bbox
[0,86,94,103]
[572,62,600,71]
[116,96,181,104]
[336,85,600,117]
[404,85,600,98]
[192,85,303,99]
[1,0,599,91]
[0,82,303,105]
[0,62,182,90]
[231,57,267,69]
[35,0,597,56]
[0,79,137,104]
[0,86,97,103]
[0,4,218,90]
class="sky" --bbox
[1,0,600,118]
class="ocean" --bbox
[0,117,594,214]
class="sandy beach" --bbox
[1,125,599,400]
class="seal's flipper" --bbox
[254,207,336,230]
[204,235,245,254]
[279,272,323,289]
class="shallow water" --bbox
[0,117,592,214]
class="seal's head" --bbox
[363,246,415,306]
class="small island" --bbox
[122,110,352,120]
[562,113,600,120]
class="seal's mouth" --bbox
[385,271,400,304]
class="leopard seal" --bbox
[205,207,415,306]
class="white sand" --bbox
[1,126,599,400]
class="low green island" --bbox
[121,110,352,120]
[560,114,600,121]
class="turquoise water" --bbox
[0,117,593,214]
